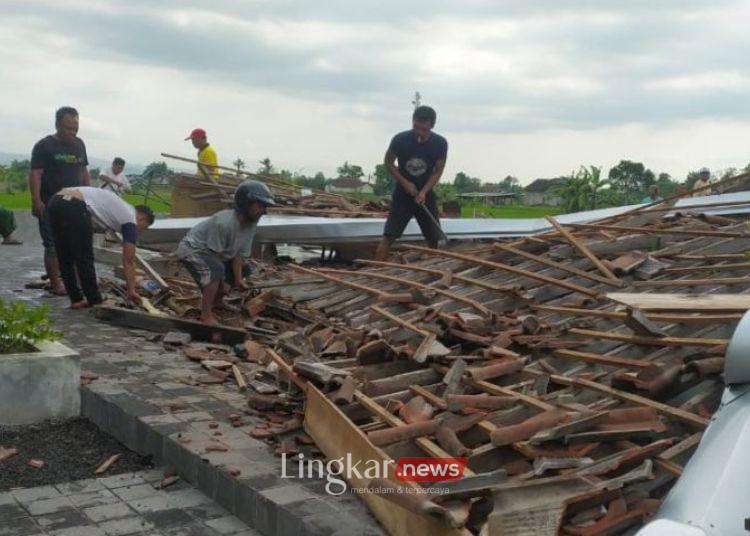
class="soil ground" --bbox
[0,417,152,491]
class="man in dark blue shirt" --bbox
[375,106,448,261]
[29,106,91,295]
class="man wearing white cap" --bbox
[692,168,712,197]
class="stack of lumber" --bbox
[162,153,388,218]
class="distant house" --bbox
[325,177,374,195]
[524,178,563,206]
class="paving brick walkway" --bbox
[0,245,382,536]
[0,469,259,536]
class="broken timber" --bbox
[546,374,709,429]
[567,221,750,238]
[533,304,742,325]
[319,267,491,316]
[545,216,621,283]
[606,293,750,312]
[495,243,625,287]
[568,327,728,348]
[94,305,246,345]
[304,386,470,536]
[401,244,601,298]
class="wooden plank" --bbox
[232,364,248,392]
[304,386,469,536]
[0,447,18,463]
[266,348,308,392]
[495,244,624,287]
[356,259,517,294]
[370,305,430,336]
[321,268,491,316]
[464,378,556,412]
[662,262,750,273]
[289,264,389,299]
[140,298,167,317]
[567,222,749,239]
[668,253,747,261]
[568,327,728,348]
[94,305,247,345]
[532,304,742,324]
[112,231,170,290]
[95,454,120,475]
[548,375,709,429]
[162,153,307,194]
[401,244,601,298]
[135,253,170,290]
[633,276,750,287]
[545,216,620,283]
[658,432,703,460]
[553,349,652,369]
[607,292,750,312]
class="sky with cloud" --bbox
[2,0,750,184]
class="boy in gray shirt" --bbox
[177,180,276,325]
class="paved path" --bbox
[0,469,259,536]
[0,245,382,536]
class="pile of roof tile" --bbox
[101,200,750,535]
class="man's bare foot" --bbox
[51,285,67,296]
[70,301,89,309]
[199,314,219,326]
[215,301,240,313]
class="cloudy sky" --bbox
[2,0,750,184]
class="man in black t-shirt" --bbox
[29,106,91,295]
[375,106,448,261]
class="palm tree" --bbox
[552,173,587,213]
[579,165,609,209]
[258,158,274,174]
[233,158,246,176]
[552,166,613,214]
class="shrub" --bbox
[0,298,61,353]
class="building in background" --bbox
[325,177,374,195]
[524,178,563,206]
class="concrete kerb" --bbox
[80,385,383,536]
[0,340,80,425]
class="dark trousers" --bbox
[46,196,102,305]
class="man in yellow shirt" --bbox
[185,128,219,179]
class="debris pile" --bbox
[169,171,388,218]
[97,203,750,535]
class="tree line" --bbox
[4,156,749,212]
[552,160,750,213]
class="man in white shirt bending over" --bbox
[100,157,131,195]
[46,187,155,309]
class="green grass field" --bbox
[459,203,563,218]
[0,190,171,214]
[1,190,562,219]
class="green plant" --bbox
[0,298,61,353]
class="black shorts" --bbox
[382,189,441,244]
